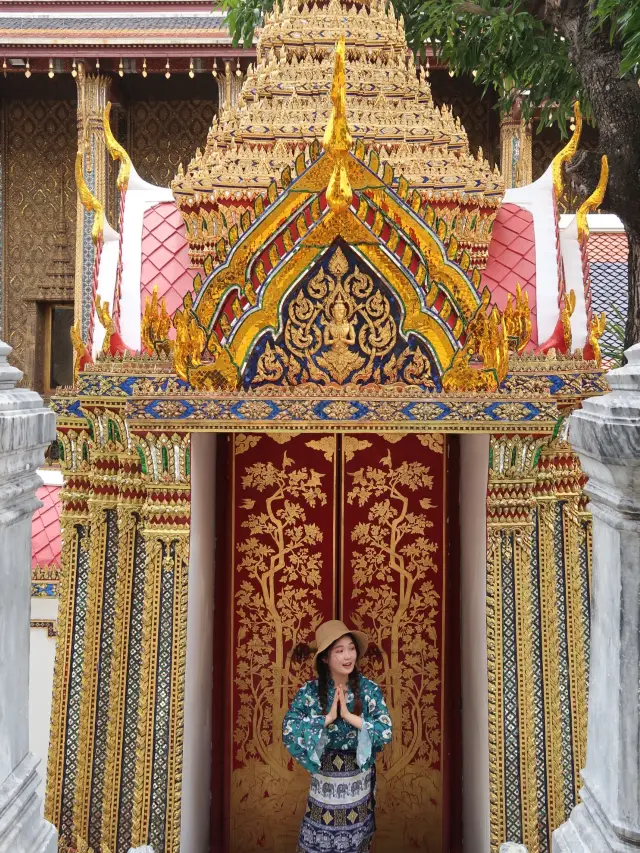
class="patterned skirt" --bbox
[296,750,376,853]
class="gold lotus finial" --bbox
[576,155,609,240]
[323,36,352,154]
[104,102,132,190]
[75,151,104,244]
[552,101,582,199]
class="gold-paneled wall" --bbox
[128,100,215,188]
[1,98,77,388]
[1,89,217,392]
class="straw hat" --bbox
[311,619,368,664]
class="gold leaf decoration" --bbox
[343,436,372,461]
[235,434,262,455]
[306,436,336,461]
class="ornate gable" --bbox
[172,134,492,391]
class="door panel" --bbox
[340,433,448,853]
[220,432,453,853]
[228,433,338,853]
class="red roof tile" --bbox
[32,485,62,569]
[483,203,538,345]
[140,203,202,336]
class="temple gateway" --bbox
[23,0,619,851]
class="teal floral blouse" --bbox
[282,675,393,773]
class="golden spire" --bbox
[576,154,609,240]
[324,37,353,213]
[75,151,104,244]
[103,102,132,191]
[552,101,582,198]
[323,36,352,154]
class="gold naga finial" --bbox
[552,101,583,199]
[588,311,606,367]
[503,283,532,354]
[442,301,510,392]
[95,294,115,354]
[70,320,90,384]
[560,288,576,352]
[576,154,609,241]
[103,102,132,191]
[141,285,172,355]
[324,36,353,213]
[75,151,104,244]
[173,301,207,381]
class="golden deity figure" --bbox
[324,296,356,349]
[317,295,365,383]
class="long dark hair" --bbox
[292,632,363,715]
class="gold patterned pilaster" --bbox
[486,528,506,851]
[562,497,589,799]
[131,517,190,852]
[166,532,190,853]
[512,523,540,853]
[101,493,144,852]
[500,109,532,189]
[45,500,88,827]
[75,64,111,336]
[73,499,110,839]
[537,495,567,832]
[131,531,164,845]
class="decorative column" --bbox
[500,102,532,188]
[0,341,56,853]
[75,63,111,338]
[553,344,640,853]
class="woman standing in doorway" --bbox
[283,619,393,853]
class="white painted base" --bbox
[553,786,640,853]
[0,753,56,853]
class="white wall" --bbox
[459,434,491,853]
[180,434,217,853]
[29,596,58,812]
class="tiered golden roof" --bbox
[172,0,504,265]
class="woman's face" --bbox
[326,634,357,678]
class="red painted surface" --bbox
[31,485,62,569]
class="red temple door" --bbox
[213,432,459,853]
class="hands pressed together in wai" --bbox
[324,684,363,731]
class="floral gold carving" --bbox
[344,436,445,851]
[230,437,334,851]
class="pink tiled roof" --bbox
[140,203,200,338]
[32,485,62,569]
[483,203,538,345]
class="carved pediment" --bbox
[245,242,437,390]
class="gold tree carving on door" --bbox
[344,435,444,852]
[231,436,334,851]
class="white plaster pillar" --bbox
[553,343,640,853]
[180,433,217,853]
[460,434,491,853]
[0,342,57,853]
